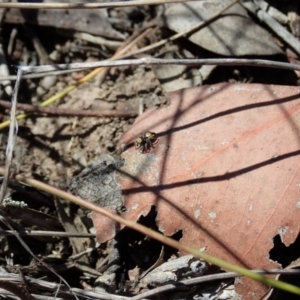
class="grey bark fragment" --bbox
[68,155,124,211]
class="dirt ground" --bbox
[0,1,300,299]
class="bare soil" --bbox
[0,1,299,298]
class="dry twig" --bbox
[21,57,300,74]
[0,69,21,202]
[0,100,137,118]
[0,0,200,9]
[0,230,95,237]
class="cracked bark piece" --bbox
[142,255,207,285]
[68,155,124,211]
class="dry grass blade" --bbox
[0,69,21,202]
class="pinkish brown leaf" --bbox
[117,83,300,299]
[90,207,119,244]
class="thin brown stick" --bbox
[0,70,85,81]
[0,0,200,9]
[0,100,137,118]
[0,230,95,237]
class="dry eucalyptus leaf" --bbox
[163,0,283,56]
[117,83,300,299]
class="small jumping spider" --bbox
[135,131,158,153]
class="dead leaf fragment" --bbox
[90,209,119,244]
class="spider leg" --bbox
[146,140,153,152]
[139,148,144,153]
[151,137,159,145]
